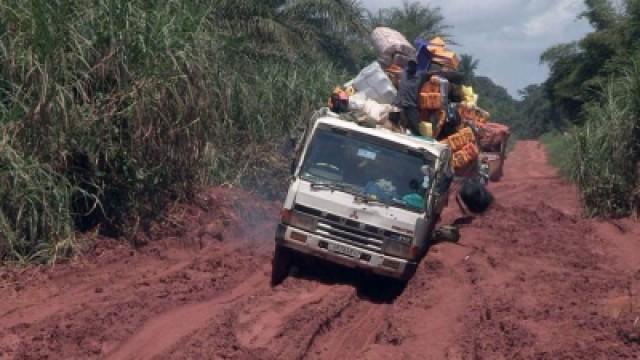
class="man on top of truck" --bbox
[393,59,430,136]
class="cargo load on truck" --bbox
[327,28,511,182]
[272,27,512,286]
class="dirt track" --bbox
[1,141,639,359]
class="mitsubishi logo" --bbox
[349,210,359,220]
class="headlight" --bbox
[288,212,317,232]
[383,239,411,258]
[383,231,412,258]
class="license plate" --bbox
[328,243,360,258]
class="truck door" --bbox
[433,150,454,215]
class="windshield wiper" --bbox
[310,182,347,191]
[354,194,388,206]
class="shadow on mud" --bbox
[290,258,406,304]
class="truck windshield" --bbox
[299,127,433,212]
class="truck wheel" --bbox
[434,225,461,243]
[271,245,293,287]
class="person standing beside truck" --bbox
[393,59,430,136]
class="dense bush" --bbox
[542,65,639,217]
[534,0,640,217]
[0,0,363,262]
[570,65,640,217]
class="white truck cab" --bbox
[272,109,454,285]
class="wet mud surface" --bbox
[1,141,639,359]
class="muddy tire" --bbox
[271,245,293,287]
[434,225,461,243]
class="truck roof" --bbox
[315,114,449,157]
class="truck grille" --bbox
[294,204,398,253]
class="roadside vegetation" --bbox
[522,0,640,218]
[0,1,457,263]
[0,0,372,262]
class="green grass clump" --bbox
[540,131,574,180]
[0,140,75,263]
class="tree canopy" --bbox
[368,0,450,43]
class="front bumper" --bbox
[275,224,417,280]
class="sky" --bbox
[361,0,593,97]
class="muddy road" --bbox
[1,141,639,359]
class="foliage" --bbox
[515,84,555,138]
[368,0,450,43]
[0,0,365,262]
[0,140,76,263]
[458,54,479,85]
[540,0,640,126]
[535,0,640,217]
[472,76,519,130]
[540,131,574,179]
[569,65,640,217]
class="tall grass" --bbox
[0,139,75,263]
[0,0,352,262]
[540,131,574,180]
[543,63,640,217]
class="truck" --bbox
[478,124,510,182]
[272,109,455,286]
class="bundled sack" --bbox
[363,99,395,125]
[420,109,447,137]
[348,93,395,126]
[440,127,476,152]
[351,62,397,105]
[392,53,411,68]
[385,64,403,89]
[458,103,490,126]
[461,86,479,106]
[328,87,350,113]
[419,76,449,111]
[371,27,416,67]
[452,142,479,174]
[427,37,460,70]
[478,122,510,151]
[419,121,433,137]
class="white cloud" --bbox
[524,0,585,37]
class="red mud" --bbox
[1,141,639,359]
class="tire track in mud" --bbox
[305,300,389,359]
[105,266,270,360]
[0,258,196,330]
[1,141,639,359]
[160,278,359,360]
[1,243,273,359]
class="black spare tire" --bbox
[459,179,494,214]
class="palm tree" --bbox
[210,0,369,65]
[368,0,450,43]
[459,54,479,84]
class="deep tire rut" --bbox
[1,142,639,359]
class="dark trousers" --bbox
[403,106,421,135]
